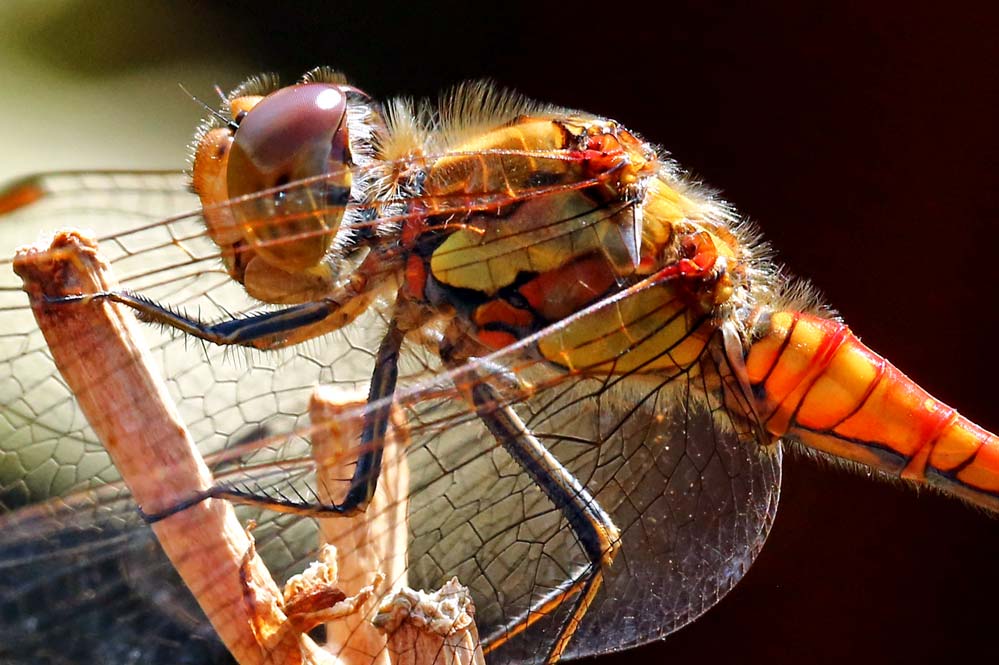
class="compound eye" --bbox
[226,83,352,272]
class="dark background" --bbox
[7,1,999,663]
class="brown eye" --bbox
[225,83,353,272]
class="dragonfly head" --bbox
[192,78,372,303]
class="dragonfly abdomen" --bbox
[745,310,999,512]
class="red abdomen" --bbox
[745,310,999,512]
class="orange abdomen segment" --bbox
[745,310,999,512]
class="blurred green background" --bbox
[2,1,998,664]
[0,1,249,176]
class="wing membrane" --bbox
[395,331,781,661]
[0,163,780,664]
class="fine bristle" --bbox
[300,66,350,86]
[427,81,556,151]
[227,72,282,100]
[375,96,428,162]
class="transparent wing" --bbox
[1,496,233,664]
[396,328,781,662]
[0,168,401,664]
[0,163,780,664]
[0,171,253,664]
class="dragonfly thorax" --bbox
[397,114,741,378]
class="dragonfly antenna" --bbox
[179,83,238,132]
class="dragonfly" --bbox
[0,67,996,665]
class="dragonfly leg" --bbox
[47,281,380,351]
[141,317,407,522]
[445,348,621,663]
[54,290,344,347]
[479,555,605,662]
[45,246,398,350]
